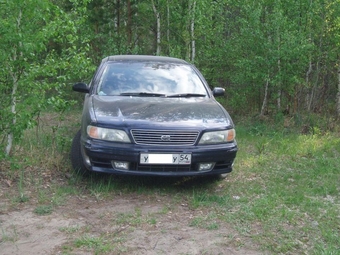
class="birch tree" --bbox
[324,0,340,117]
[0,0,92,156]
[0,0,50,156]
[337,63,340,117]
[189,0,196,62]
[151,0,161,55]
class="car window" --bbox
[97,62,208,96]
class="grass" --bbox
[34,205,53,215]
[74,234,117,254]
[195,120,340,254]
[1,110,339,254]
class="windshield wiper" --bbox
[119,92,207,98]
[120,92,166,97]
[166,93,206,98]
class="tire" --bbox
[71,130,88,176]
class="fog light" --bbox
[198,163,215,171]
[112,161,130,170]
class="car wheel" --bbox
[71,130,88,176]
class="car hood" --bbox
[91,96,233,128]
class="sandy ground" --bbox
[0,177,266,255]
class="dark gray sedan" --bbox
[71,55,237,178]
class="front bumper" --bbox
[81,138,238,176]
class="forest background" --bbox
[1,0,340,156]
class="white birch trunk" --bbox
[277,32,282,111]
[260,77,269,116]
[190,1,196,62]
[5,9,22,156]
[337,62,340,117]
[305,57,312,111]
[277,89,281,110]
[308,28,322,112]
[152,0,161,55]
[277,58,281,110]
[6,76,18,156]
[167,0,170,53]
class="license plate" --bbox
[140,153,191,165]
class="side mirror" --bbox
[72,82,90,93]
[212,87,225,97]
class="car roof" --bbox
[102,55,189,65]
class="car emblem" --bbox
[161,135,171,141]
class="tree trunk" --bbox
[127,0,132,48]
[6,74,18,156]
[190,1,196,62]
[307,21,323,112]
[277,57,281,111]
[337,62,340,117]
[167,0,170,54]
[305,57,312,111]
[151,0,161,55]
[5,9,22,156]
[260,77,269,116]
[116,0,120,34]
[277,89,281,111]
[277,35,281,111]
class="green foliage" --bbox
[0,0,339,155]
[0,0,94,156]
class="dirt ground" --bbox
[0,175,265,255]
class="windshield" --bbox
[97,62,208,97]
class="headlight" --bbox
[198,129,235,144]
[87,125,131,143]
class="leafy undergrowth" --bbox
[1,111,339,254]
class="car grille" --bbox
[131,129,199,145]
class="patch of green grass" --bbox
[190,190,231,209]
[50,185,81,206]
[147,217,157,225]
[74,234,116,254]
[59,225,81,234]
[165,122,339,254]
[114,207,147,227]
[1,226,19,243]
[189,213,220,230]
[13,194,29,203]
[212,124,339,254]
[60,244,74,254]
[34,205,53,215]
